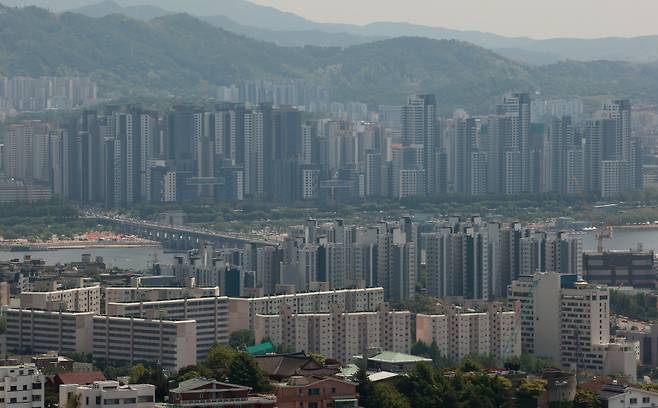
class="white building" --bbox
[59,381,155,408]
[20,285,101,313]
[92,316,197,372]
[106,296,229,361]
[507,273,562,361]
[508,274,637,380]
[0,364,45,408]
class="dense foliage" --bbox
[2,6,658,113]
[358,363,517,408]
[0,199,98,241]
[610,290,658,321]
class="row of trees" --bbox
[357,362,601,408]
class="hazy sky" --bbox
[250,0,658,39]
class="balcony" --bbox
[170,395,277,407]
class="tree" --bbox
[573,389,601,408]
[127,363,169,401]
[505,353,555,373]
[356,369,376,408]
[309,353,326,366]
[205,345,237,379]
[128,363,149,384]
[458,356,482,373]
[371,384,410,408]
[226,353,270,392]
[516,379,548,408]
[397,362,455,408]
[410,341,452,370]
[229,330,255,350]
[44,389,59,408]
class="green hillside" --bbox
[1,5,657,112]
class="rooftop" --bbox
[354,351,432,364]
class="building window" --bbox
[629,397,637,404]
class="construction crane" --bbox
[595,225,613,253]
[572,176,612,253]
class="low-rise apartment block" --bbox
[416,302,521,362]
[106,296,228,361]
[229,287,385,332]
[20,285,101,313]
[0,364,45,408]
[104,284,220,306]
[59,381,155,408]
[6,309,195,372]
[5,309,95,355]
[93,316,197,372]
[254,305,410,365]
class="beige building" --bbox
[60,381,155,408]
[0,363,45,408]
[254,305,410,365]
[93,316,196,372]
[6,309,95,355]
[0,281,10,307]
[106,296,228,361]
[416,302,521,362]
[20,285,101,313]
[104,285,220,307]
[229,287,385,332]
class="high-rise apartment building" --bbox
[416,302,520,362]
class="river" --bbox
[0,246,184,271]
[581,228,658,252]
[1,227,657,271]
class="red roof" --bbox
[55,371,106,385]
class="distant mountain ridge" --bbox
[0,5,657,114]
[2,0,658,64]
[65,0,658,64]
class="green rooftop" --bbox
[246,342,276,356]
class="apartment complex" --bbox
[0,364,45,408]
[507,273,636,380]
[6,309,196,372]
[416,303,521,362]
[59,381,155,408]
[254,305,411,365]
[5,309,95,355]
[228,287,385,332]
[93,316,197,372]
[20,285,101,313]
[106,296,229,361]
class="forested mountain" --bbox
[1,5,657,112]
